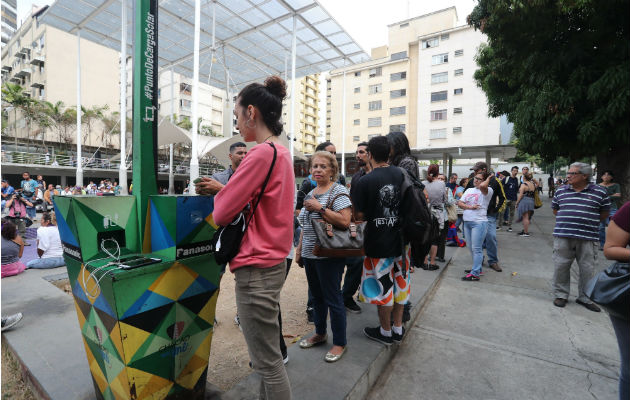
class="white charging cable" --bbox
[82,238,124,299]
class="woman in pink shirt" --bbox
[200,76,294,400]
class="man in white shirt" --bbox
[26,212,65,269]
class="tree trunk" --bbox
[597,143,630,203]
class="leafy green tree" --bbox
[2,83,34,149]
[80,105,109,147]
[43,101,67,145]
[469,0,630,199]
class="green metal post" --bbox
[133,0,159,252]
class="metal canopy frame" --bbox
[41,0,369,91]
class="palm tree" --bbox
[43,100,66,145]
[81,104,109,147]
[2,83,33,150]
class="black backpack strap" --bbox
[246,142,277,227]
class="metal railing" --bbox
[1,150,222,176]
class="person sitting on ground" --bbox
[457,171,493,281]
[515,172,537,237]
[4,192,33,239]
[1,220,27,278]
[602,201,629,400]
[26,212,65,270]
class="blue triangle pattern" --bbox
[54,203,79,247]
[72,279,91,304]
[150,200,175,252]
[175,196,214,243]
[178,277,217,301]
[121,290,174,319]
[92,292,116,318]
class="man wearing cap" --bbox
[466,161,506,272]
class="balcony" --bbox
[15,67,32,78]
[30,55,45,66]
[1,65,12,72]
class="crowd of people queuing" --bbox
[1,75,627,399]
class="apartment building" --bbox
[282,74,320,154]
[1,0,17,46]
[326,7,508,153]
[1,6,120,148]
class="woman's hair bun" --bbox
[264,75,287,100]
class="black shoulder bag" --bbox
[212,142,277,264]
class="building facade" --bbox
[326,7,507,153]
[283,74,320,154]
[1,6,120,149]
[1,0,17,46]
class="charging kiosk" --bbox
[54,2,220,399]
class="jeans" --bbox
[456,215,464,238]
[304,257,347,346]
[599,208,617,249]
[551,237,596,303]
[26,257,65,269]
[610,315,630,400]
[464,221,487,277]
[234,262,291,400]
[342,257,363,301]
[484,214,499,265]
[24,195,36,219]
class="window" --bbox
[455,49,464,57]
[453,127,462,133]
[454,88,463,95]
[180,83,192,95]
[368,117,382,127]
[212,95,222,103]
[180,99,191,109]
[441,33,450,40]
[369,100,382,111]
[353,119,360,125]
[353,103,360,109]
[390,106,406,116]
[422,37,439,49]
[391,51,407,61]
[353,136,360,142]
[368,84,382,94]
[454,69,463,76]
[431,110,447,121]
[390,89,406,98]
[354,71,361,77]
[369,67,382,78]
[453,107,462,114]
[368,134,380,139]
[432,53,448,65]
[430,128,447,139]
[354,86,360,93]
[431,91,448,102]
[39,64,44,74]
[431,72,448,84]
[399,23,409,28]
[390,71,406,81]
[389,124,406,133]
[157,88,161,98]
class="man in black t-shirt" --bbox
[352,136,409,346]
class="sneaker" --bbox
[282,353,289,364]
[496,226,501,230]
[363,326,393,346]
[344,298,362,314]
[489,263,502,272]
[507,227,513,232]
[461,274,480,281]
[465,269,484,276]
[1,313,23,332]
[518,231,530,237]
[392,326,406,343]
[306,307,314,325]
[435,257,446,263]
[234,314,242,331]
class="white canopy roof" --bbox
[41,0,369,90]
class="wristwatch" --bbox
[320,205,326,213]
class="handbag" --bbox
[211,142,277,265]
[310,189,365,258]
[585,262,629,319]
[445,203,457,223]
[533,188,542,209]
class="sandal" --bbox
[299,334,327,349]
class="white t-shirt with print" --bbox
[37,226,64,258]
[461,187,494,222]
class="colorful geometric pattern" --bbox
[70,256,220,400]
[144,195,218,260]
[359,246,411,306]
[55,195,223,399]
[53,196,139,262]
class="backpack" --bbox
[398,168,438,266]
